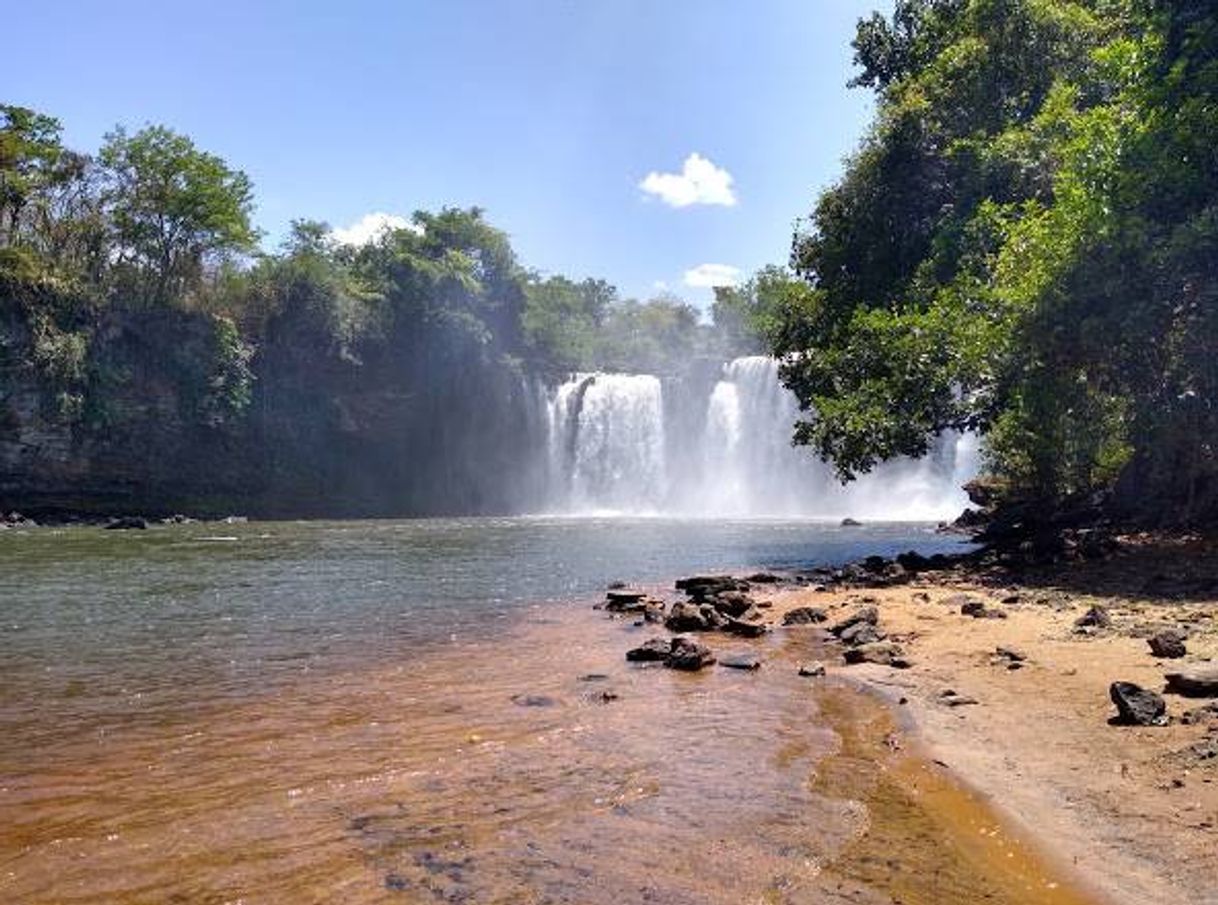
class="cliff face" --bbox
[0,303,544,519]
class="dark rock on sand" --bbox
[626,639,671,663]
[1147,630,1187,659]
[939,689,980,707]
[838,621,884,646]
[1164,667,1218,698]
[829,605,878,636]
[719,654,762,671]
[993,646,1028,669]
[511,693,557,708]
[783,606,828,626]
[844,642,911,669]
[1076,605,1113,630]
[961,600,1008,619]
[666,637,716,671]
[1110,682,1168,725]
[722,616,768,638]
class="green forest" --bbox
[768,0,1217,524]
[2,0,1216,525]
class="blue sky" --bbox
[8,0,881,308]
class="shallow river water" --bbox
[0,518,1093,903]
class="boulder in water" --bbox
[719,653,762,671]
[841,518,862,527]
[626,638,671,662]
[665,637,716,671]
[664,601,711,632]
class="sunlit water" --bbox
[0,518,1089,904]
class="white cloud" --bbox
[683,263,742,289]
[652,280,670,292]
[640,153,737,208]
[329,211,419,246]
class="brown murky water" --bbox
[0,520,1096,903]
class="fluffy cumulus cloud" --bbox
[683,263,742,288]
[640,153,737,208]
[329,211,419,246]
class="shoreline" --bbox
[738,539,1218,905]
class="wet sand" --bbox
[765,542,1218,905]
[0,584,1105,904]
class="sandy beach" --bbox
[755,536,1218,905]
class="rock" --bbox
[862,555,890,573]
[104,516,148,530]
[994,646,1027,668]
[1076,605,1113,629]
[1180,703,1218,726]
[1148,630,1187,659]
[664,601,712,632]
[840,518,862,527]
[838,621,884,646]
[642,601,666,624]
[942,593,980,609]
[675,575,748,598]
[626,639,671,662]
[798,662,827,677]
[961,601,1008,619]
[746,572,783,584]
[1164,667,1218,698]
[605,590,650,614]
[1109,682,1168,725]
[719,654,762,671]
[607,581,628,590]
[578,673,610,682]
[896,550,933,573]
[783,606,828,626]
[939,689,980,707]
[666,637,716,671]
[829,605,878,637]
[709,591,756,618]
[722,616,768,638]
[843,642,911,668]
[511,693,557,708]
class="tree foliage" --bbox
[773,0,1218,523]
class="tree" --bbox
[100,125,257,306]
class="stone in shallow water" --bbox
[843,642,911,669]
[798,662,827,677]
[665,636,715,671]
[625,638,671,663]
[719,654,761,671]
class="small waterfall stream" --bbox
[543,357,976,519]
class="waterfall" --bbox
[543,358,976,519]
[546,373,667,513]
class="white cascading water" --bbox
[544,357,976,519]
[546,373,667,513]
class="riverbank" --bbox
[748,535,1218,905]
